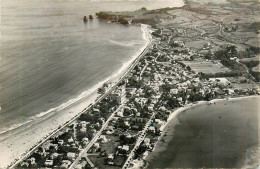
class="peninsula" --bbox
[10,0,260,168]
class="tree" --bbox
[187,66,191,71]
[140,7,147,11]
[167,97,180,109]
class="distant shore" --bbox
[146,95,260,168]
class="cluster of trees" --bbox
[170,42,181,48]
[79,114,101,123]
[133,145,148,159]
[242,60,259,68]
[246,46,260,55]
[152,31,162,37]
[167,97,181,109]
[119,135,137,144]
[209,45,260,80]
[202,71,240,78]
[214,45,260,61]
[155,111,170,122]
[76,132,93,143]
[126,77,143,88]
[156,55,170,62]
[143,85,156,98]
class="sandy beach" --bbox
[146,95,260,168]
[0,24,152,169]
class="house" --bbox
[44,159,53,166]
[93,108,100,114]
[80,127,86,133]
[118,145,130,154]
[122,145,129,151]
[177,97,183,102]
[93,142,100,149]
[67,152,76,160]
[75,164,83,169]
[21,162,29,167]
[68,137,74,143]
[148,126,156,133]
[58,140,64,146]
[42,141,52,151]
[99,135,108,143]
[82,137,89,145]
[144,138,150,146]
[51,153,59,159]
[107,154,115,165]
[153,122,163,133]
[80,121,88,128]
[61,160,71,169]
[148,106,153,111]
[30,157,36,165]
[159,106,167,111]
[82,137,89,142]
[50,144,58,151]
[117,111,124,117]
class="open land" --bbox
[7,0,260,169]
[181,61,231,74]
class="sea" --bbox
[0,0,184,140]
[147,96,260,168]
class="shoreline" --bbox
[0,25,150,138]
[145,95,260,167]
[2,24,153,169]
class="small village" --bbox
[18,20,259,169]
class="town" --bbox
[18,26,258,169]
[16,0,260,168]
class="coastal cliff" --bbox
[95,7,176,25]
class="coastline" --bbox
[2,0,260,168]
[145,95,260,168]
[1,24,153,169]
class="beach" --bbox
[0,0,185,167]
[1,0,259,168]
[146,95,260,168]
[0,24,152,169]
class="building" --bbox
[50,153,59,160]
[30,157,36,165]
[118,145,130,155]
[67,152,76,160]
[61,160,71,169]
[110,85,126,104]
[44,159,53,166]
[58,140,64,146]
[107,154,115,165]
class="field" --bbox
[182,61,231,74]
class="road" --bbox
[122,112,155,169]
[85,156,95,168]
[69,104,124,169]
[139,63,148,78]
[9,27,153,169]
[69,38,154,169]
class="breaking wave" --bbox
[108,39,141,47]
[0,24,151,137]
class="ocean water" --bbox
[0,0,184,137]
[148,96,260,168]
